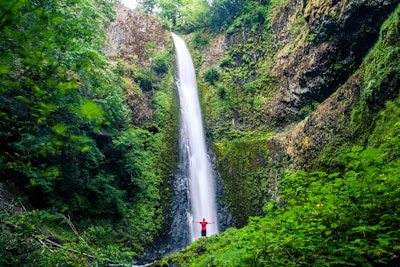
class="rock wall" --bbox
[277,5,400,170]
[268,0,398,127]
[199,33,226,74]
[104,5,168,66]
[200,0,399,226]
[104,5,170,127]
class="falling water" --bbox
[171,33,219,243]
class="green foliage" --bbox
[298,101,319,118]
[166,144,400,266]
[203,66,220,85]
[198,1,277,141]
[219,56,234,69]
[153,50,170,74]
[208,0,245,31]
[213,134,277,227]
[369,99,400,160]
[0,0,121,198]
[0,0,178,261]
[351,4,400,139]
[137,0,157,13]
[0,207,136,266]
[134,67,156,91]
[192,31,210,48]
[138,0,247,32]
[203,70,277,141]
[134,46,172,92]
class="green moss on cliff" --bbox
[165,137,400,266]
[315,4,400,169]
[163,6,400,264]
[213,133,280,227]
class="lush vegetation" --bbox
[162,4,400,265]
[137,0,247,32]
[212,134,279,227]
[164,95,400,266]
[0,0,177,265]
[164,143,400,266]
[198,1,277,141]
[1,0,399,265]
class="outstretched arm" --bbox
[192,220,199,223]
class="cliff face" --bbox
[105,5,169,126]
[196,0,400,226]
[277,6,400,171]
[105,1,399,229]
[105,5,168,67]
[268,0,399,127]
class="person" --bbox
[193,218,214,242]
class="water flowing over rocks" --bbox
[103,0,400,260]
[172,33,219,242]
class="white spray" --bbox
[172,33,219,242]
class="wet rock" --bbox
[268,0,399,128]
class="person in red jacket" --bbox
[193,218,214,242]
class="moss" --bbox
[154,38,180,243]
[213,135,279,227]
[351,4,400,141]
[314,4,400,170]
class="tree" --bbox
[209,0,244,29]
[137,0,157,13]
[0,0,127,215]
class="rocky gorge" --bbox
[106,0,399,232]
[0,0,399,265]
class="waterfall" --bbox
[171,33,219,244]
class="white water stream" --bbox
[172,33,219,242]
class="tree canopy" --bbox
[136,0,246,32]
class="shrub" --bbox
[203,66,220,85]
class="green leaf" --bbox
[0,65,10,74]
[78,100,104,121]
[325,230,332,236]
[52,123,69,136]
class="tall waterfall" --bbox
[171,33,219,243]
